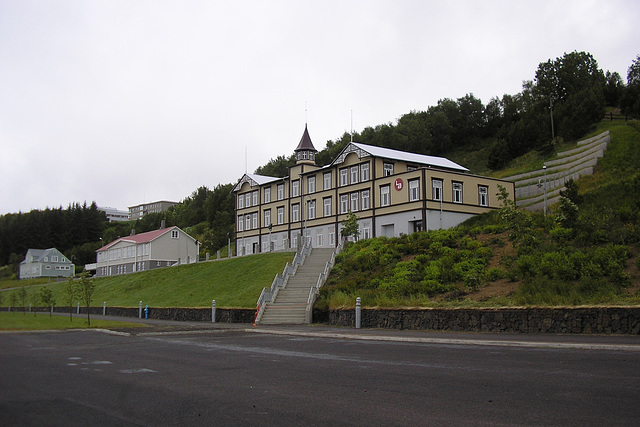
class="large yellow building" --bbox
[233,126,514,255]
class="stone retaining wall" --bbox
[322,307,640,335]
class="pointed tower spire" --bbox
[294,124,317,165]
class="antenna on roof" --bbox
[350,109,354,142]
[245,146,248,174]
[305,101,308,125]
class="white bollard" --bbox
[103,301,107,316]
[355,297,361,329]
[138,301,143,319]
[212,300,216,323]
[77,302,80,314]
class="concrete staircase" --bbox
[259,248,334,325]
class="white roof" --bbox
[348,142,469,172]
[233,173,282,192]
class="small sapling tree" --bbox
[75,272,95,326]
[341,210,360,242]
[39,286,56,317]
[64,277,76,322]
[19,286,28,315]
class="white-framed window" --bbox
[238,215,244,232]
[252,191,258,206]
[292,204,300,222]
[317,231,324,247]
[277,184,284,200]
[52,256,58,262]
[340,194,348,214]
[350,192,359,212]
[432,179,443,201]
[292,180,299,197]
[340,168,348,186]
[361,190,370,210]
[277,207,284,224]
[308,176,316,194]
[245,215,251,230]
[252,213,258,229]
[171,230,179,239]
[323,197,332,217]
[409,179,420,202]
[264,209,271,227]
[264,187,271,203]
[324,172,332,190]
[308,200,316,219]
[380,185,390,206]
[361,163,370,181]
[329,231,335,246]
[363,227,371,240]
[383,163,394,176]
[350,166,359,184]
[453,182,463,203]
[479,185,488,207]
[245,193,251,208]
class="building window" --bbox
[252,191,258,206]
[409,179,420,202]
[380,185,390,206]
[329,231,335,246]
[245,193,251,208]
[245,215,251,230]
[363,227,371,239]
[324,172,332,190]
[340,194,348,214]
[350,192,359,212]
[361,163,370,181]
[350,166,358,184]
[383,163,394,176]
[432,179,443,201]
[323,197,332,217]
[361,190,370,210]
[252,213,258,229]
[277,207,284,224]
[292,180,299,197]
[52,256,58,262]
[340,168,348,186]
[308,200,316,219]
[317,231,324,247]
[264,187,271,203]
[479,185,488,207]
[171,230,179,239]
[308,176,316,194]
[277,184,284,200]
[264,209,271,227]
[238,215,244,232]
[453,182,463,203]
[292,204,300,222]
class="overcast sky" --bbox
[1,0,638,215]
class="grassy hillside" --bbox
[1,251,294,309]
[318,119,640,309]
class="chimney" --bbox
[160,219,166,229]
[130,229,136,236]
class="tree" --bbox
[18,286,28,315]
[75,272,95,326]
[621,54,640,118]
[64,277,76,322]
[39,286,55,317]
[341,211,360,241]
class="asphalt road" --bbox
[1,326,639,426]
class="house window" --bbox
[383,163,394,176]
[363,227,371,240]
[350,166,359,184]
[340,168,348,186]
[324,172,332,190]
[252,213,258,229]
[264,209,271,227]
[453,182,463,203]
[277,184,284,200]
[308,176,316,194]
[252,191,258,206]
[171,230,179,239]
[361,163,370,181]
[329,231,336,246]
[277,207,284,224]
[245,193,251,208]
[292,204,300,222]
[308,200,316,219]
[292,180,299,197]
[52,256,58,262]
[317,231,324,247]
[350,192,359,212]
[409,179,420,202]
[264,187,271,203]
[361,190,370,210]
[245,215,251,230]
[323,197,332,217]
[432,179,443,201]
[479,185,488,207]
[380,185,390,206]
[340,194,348,214]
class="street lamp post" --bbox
[543,165,547,216]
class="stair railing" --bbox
[255,241,311,324]
[305,241,343,323]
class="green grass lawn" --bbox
[0,251,295,309]
[0,312,147,331]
